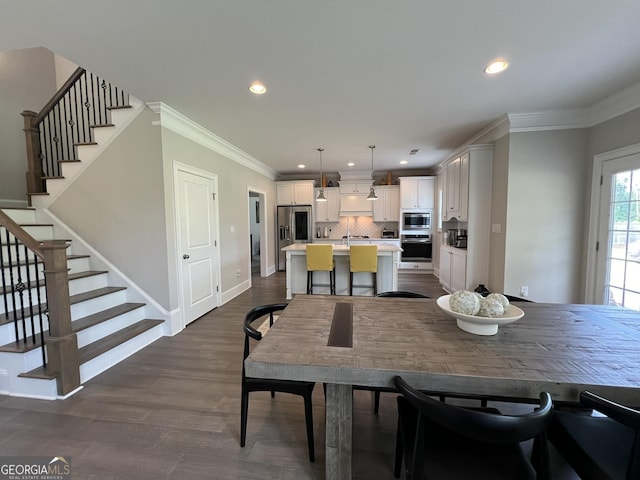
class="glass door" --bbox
[596,154,640,309]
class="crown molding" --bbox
[147,102,277,180]
[507,80,640,133]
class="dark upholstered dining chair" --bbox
[241,303,316,462]
[376,291,430,298]
[548,390,640,480]
[393,375,553,480]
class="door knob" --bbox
[183,254,190,259]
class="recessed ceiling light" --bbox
[298,164,305,169]
[484,59,509,74]
[347,162,355,167]
[249,81,267,94]
[400,160,408,165]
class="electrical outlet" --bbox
[237,268,241,277]
[520,286,529,297]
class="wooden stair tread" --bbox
[41,176,64,180]
[19,319,163,381]
[67,270,108,281]
[74,142,97,146]
[106,105,132,110]
[78,319,163,364]
[0,302,146,352]
[58,159,81,163]
[26,192,49,197]
[90,123,114,128]
[0,286,127,325]
[70,286,126,305]
[72,302,145,332]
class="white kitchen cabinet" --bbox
[372,186,399,222]
[314,187,339,222]
[339,182,373,194]
[440,245,467,292]
[399,177,435,209]
[276,180,314,205]
[439,144,493,292]
[442,153,470,221]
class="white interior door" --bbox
[176,168,220,325]
[595,153,640,310]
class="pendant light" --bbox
[367,145,378,200]
[316,148,327,202]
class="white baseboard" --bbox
[221,278,251,305]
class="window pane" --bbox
[607,286,624,306]
[614,171,631,201]
[608,258,626,288]
[625,261,640,292]
[624,290,640,311]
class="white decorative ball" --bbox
[487,293,509,310]
[478,298,505,318]
[450,290,480,315]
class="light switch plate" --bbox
[492,224,502,234]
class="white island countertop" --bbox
[281,243,402,298]
[282,243,401,253]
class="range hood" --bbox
[338,171,373,216]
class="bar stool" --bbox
[306,244,335,295]
[349,245,378,296]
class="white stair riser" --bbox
[79,323,162,383]
[75,308,146,348]
[1,245,40,263]
[0,286,46,315]
[0,209,36,224]
[0,353,57,399]
[91,127,114,145]
[68,257,91,274]
[0,315,48,345]
[71,290,127,319]
[75,144,99,161]
[68,273,108,296]
[1,225,54,241]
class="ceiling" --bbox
[2,1,640,177]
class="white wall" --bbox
[159,128,276,297]
[488,134,509,293]
[503,129,589,303]
[50,107,172,309]
[0,47,58,205]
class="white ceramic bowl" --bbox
[436,294,525,335]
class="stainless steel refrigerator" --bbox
[277,205,312,271]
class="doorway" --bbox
[588,144,640,309]
[248,187,268,279]
[175,164,221,325]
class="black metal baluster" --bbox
[34,256,47,367]
[5,229,20,344]
[72,82,80,150]
[53,104,62,169]
[96,77,104,125]
[0,231,10,329]
[81,72,89,145]
[23,244,36,344]
[13,237,27,346]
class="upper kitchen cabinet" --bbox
[399,176,435,210]
[314,187,339,222]
[442,154,465,220]
[372,186,400,222]
[276,180,315,205]
[339,182,373,194]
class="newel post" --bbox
[41,240,80,396]
[21,110,45,198]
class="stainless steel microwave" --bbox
[402,211,431,230]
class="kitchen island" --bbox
[281,243,402,299]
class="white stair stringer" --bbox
[31,95,146,210]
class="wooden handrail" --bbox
[32,66,86,125]
[0,209,44,260]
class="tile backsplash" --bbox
[315,216,399,239]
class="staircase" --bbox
[0,70,165,400]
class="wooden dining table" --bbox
[244,294,640,480]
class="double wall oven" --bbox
[400,210,432,264]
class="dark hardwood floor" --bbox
[0,272,577,479]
